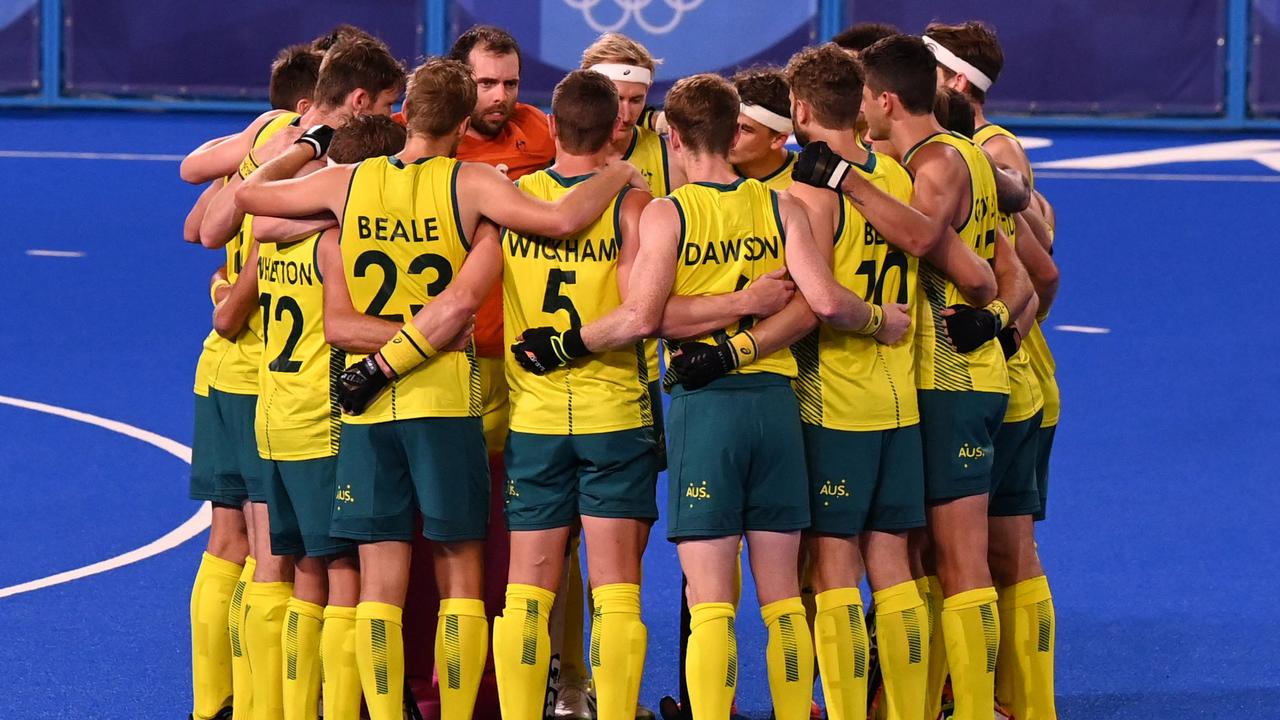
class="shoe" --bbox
[635,704,656,720]
[554,680,595,720]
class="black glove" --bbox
[336,355,391,415]
[942,303,1004,353]
[669,341,740,391]
[511,326,589,375]
[793,141,852,190]
[997,326,1022,359]
[295,124,335,159]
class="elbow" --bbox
[213,312,237,340]
[962,277,998,307]
[233,185,258,216]
[179,160,201,185]
[809,294,843,326]
[629,304,662,342]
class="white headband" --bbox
[588,63,653,86]
[922,35,993,92]
[739,103,793,135]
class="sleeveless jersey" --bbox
[997,210,1043,422]
[975,123,1059,425]
[208,112,300,395]
[340,155,480,424]
[793,151,919,430]
[902,132,1009,394]
[253,233,343,460]
[668,178,795,380]
[502,170,651,434]
[739,150,796,193]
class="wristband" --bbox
[986,299,1010,333]
[379,323,437,377]
[856,304,885,336]
[727,331,759,368]
[210,277,232,305]
[1035,307,1050,323]
[237,152,260,180]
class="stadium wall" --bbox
[0,0,1277,131]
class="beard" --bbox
[469,100,515,138]
[793,124,812,147]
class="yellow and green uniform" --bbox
[792,151,926,535]
[331,154,490,544]
[253,233,352,557]
[902,131,1009,502]
[500,169,658,529]
[738,150,796,193]
[664,178,808,540]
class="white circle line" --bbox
[26,249,86,258]
[1054,324,1111,334]
[0,394,210,599]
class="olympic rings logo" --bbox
[562,0,706,35]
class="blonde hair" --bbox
[580,33,661,74]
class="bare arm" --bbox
[579,199,679,351]
[614,189,652,298]
[199,175,247,249]
[400,220,503,351]
[992,164,1031,214]
[254,214,338,244]
[922,231,998,306]
[236,144,353,220]
[992,229,1034,319]
[317,229,402,353]
[1013,212,1059,313]
[740,196,820,354]
[213,242,261,339]
[184,182,220,244]
[466,161,644,239]
[180,110,284,184]
[783,184,873,332]
[836,144,965,257]
[658,270,796,341]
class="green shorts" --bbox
[648,380,667,472]
[264,456,353,557]
[989,411,1043,517]
[918,389,1009,503]
[331,417,490,543]
[666,373,809,541]
[208,388,270,504]
[503,428,658,531]
[1034,424,1057,521]
[189,393,243,506]
[803,423,925,535]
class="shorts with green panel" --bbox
[648,380,667,472]
[331,416,489,543]
[1034,423,1057,521]
[989,410,1043,517]
[666,373,810,541]
[264,456,353,557]
[803,423,925,535]
[503,428,658,531]
[209,388,271,504]
[189,392,243,506]
[918,389,1009,503]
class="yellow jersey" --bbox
[502,170,651,434]
[254,233,343,460]
[973,123,1035,189]
[339,155,480,424]
[996,209,1043,422]
[207,112,300,395]
[738,150,796,193]
[793,151,919,430]
[668,177,795,381]
[902,132,1009,394]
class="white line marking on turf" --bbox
[1055,325,1111,334]
[0,395,209,600]
[1033,170,1280,183]
[26,249,85,258]
[0,150,184,162]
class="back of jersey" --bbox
[340,155,479,424]
[903,132,1009,394]
[668,177,796,380]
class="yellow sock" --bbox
[590,584,647,720]
[282,598,323,720]
[320,606,362,720]
[229,556,256,718]
[918,575,946,720]
[561,542,588,682]
[812,588,867,720]
[872,581,929,720]
[686,602,737,720]
[941,587,999,720]
[997,577,1056,720]
[190,552,241,719]
[244,581,293,720]
[493,584,556,720]
[356,601,405,720]
[762,597,815,720]
[437,598,489,720]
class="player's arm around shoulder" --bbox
[236,143,355,221]
[981,146,1031,214]
[180,109,286,184]
[184,181,220,244]
[1012,211,1058,313]
[904,142,970,249]
[250,158,338,244]
[461,159,643,238]
[614,187,655,298]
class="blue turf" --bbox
[0,110,1277,718]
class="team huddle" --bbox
[182,19,1061,720]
